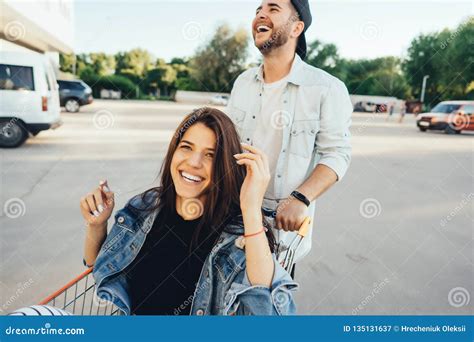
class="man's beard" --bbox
[255,24,291,55]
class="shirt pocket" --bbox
[214,249,244,283]
[102,210,136,252]
[230,107,247,129]
[288,119,320,158]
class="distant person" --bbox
[386,103,395,121]
[226,0,352,272]
[398,102,407,123]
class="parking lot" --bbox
[1,99,472,315]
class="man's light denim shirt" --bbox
[92,191,299,315]
[226,54,353,261]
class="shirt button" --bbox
[117,216,125,224]
[283,100,287,103]
[277,174,281,178]
[246,138,250,141]
[252,116,255,119]
[282,149,286,153]
[196,309,204,315]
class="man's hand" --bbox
[275,196,308,231]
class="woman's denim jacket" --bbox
[92,191,299,315]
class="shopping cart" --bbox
[39,267,122,315]
[39,213,310,315]
[262,207,312,272]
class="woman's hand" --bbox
[234,143,270,213]
[80,180,115,228]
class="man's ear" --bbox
[291,21,305,38]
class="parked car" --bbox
[0,51,62,148]
[58,79,93,112]
[209,95,229,106]
[416,101,474,134]
[353,101,377,113]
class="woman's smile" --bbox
[179,170,205,185]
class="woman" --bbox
[80,107,298,315]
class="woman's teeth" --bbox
[180,171,203,183]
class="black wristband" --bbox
[291,190,310,207]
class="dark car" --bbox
[58,80,93,112]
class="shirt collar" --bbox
[254,54,305,86]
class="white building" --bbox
[0,0,74,72]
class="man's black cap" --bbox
[290,0,312,60]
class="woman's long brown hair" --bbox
[130,107,275,252]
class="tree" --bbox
[89,53,116,76]
[402,33,442,104]
[189,24,249,92]
[402,18,474,104]
[115,48,154,82]
[143,59,177,96]
[436,20,474,100]
[59,54,75,74]
[341,57,410,98]
[306,40,345,79]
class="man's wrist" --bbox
[291,190,310,207]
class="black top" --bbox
[125,209,219,315]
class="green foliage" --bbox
[188,24,249,92]
[80,71,137,99]
[403,18,474,104]
[59,54,75,73]
[59,18,471,102]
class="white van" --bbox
[0,51,62,148]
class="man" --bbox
[226,0,352,266]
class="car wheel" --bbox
[444,125,459,134]
[65,98,80,113]
[419,127,427,132]
[0,121,29,148]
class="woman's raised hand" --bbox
[80,180,115,228]
[234,143,271,213]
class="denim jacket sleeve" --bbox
[224,254,299,315]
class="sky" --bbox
[74,0,473,63]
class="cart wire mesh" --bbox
[39,267,123,315]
